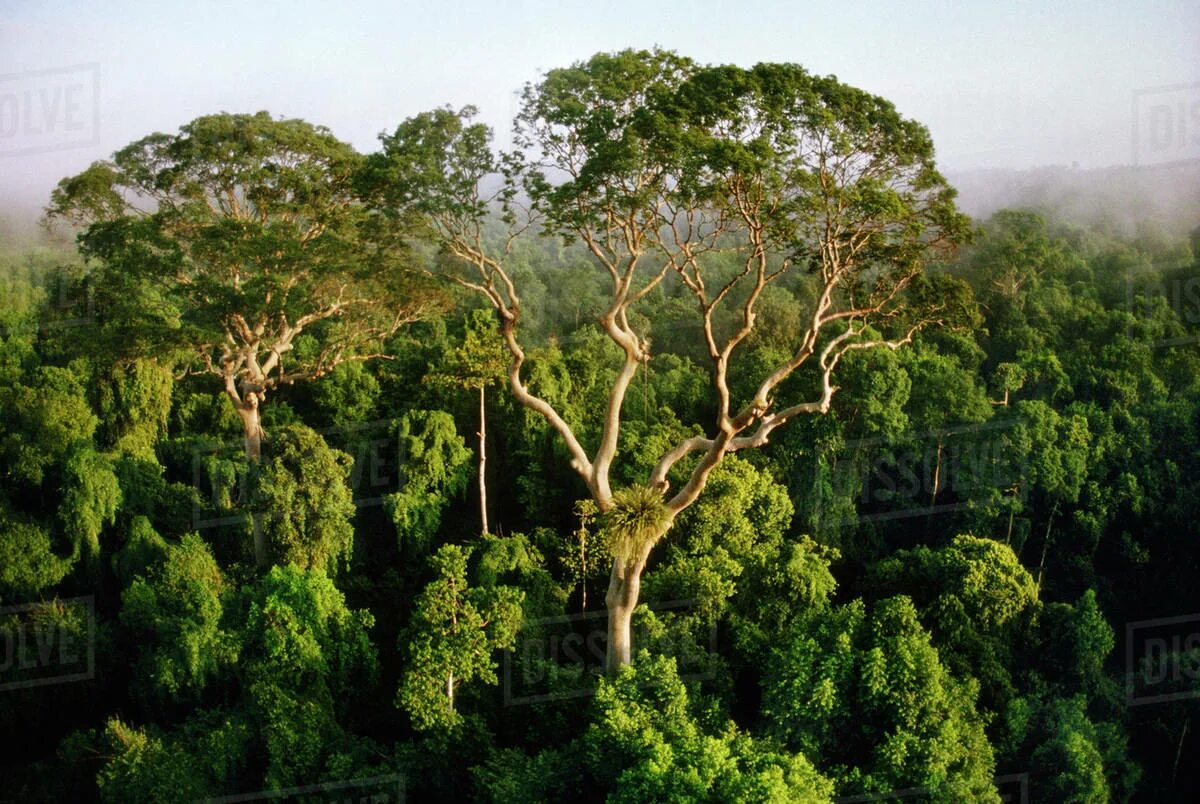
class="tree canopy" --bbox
[1,48,1195,803]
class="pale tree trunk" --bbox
[930,438,943,506]
[601,440,728,671]
[428,104,944,679]
[478,385,488,535]
[1005,493,1016,544]
[604,528,666,672]
[604,558,641,673]
[447,599,457,712]
[232,391,268,567]
[441,171,917,676]
[236,402,263,462]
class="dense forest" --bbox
[2,50,1199,802]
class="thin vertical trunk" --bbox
[580,528,588,612]
[1172,716,1189,788]
[1005,485,1018,545]
[1035,503,1058,594]
[930,438,944,506]
[447,588,458,712]
[478,385,488,535]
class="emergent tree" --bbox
[367,50,971,670]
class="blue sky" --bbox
[1,0,1198,216]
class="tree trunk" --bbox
[930,438,943,506]
[601,439,727,672]
[237,402,263,462]
[1171,715,1189,788]
[235,401,267,567]
[1005,486,1017,545]
[478,385,488,535]
[605,558,641,673]
[604,531,662,672]
[1035,503,1058,595]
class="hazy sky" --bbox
[2,0,1198,219]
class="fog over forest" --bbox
[951,163,1200,238]
[5,162,1199,250]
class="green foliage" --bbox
[1033,590,1115,695]
[120,532,235,699]
[730,535,841,658]
[239,566,378,787]
[1012,399,1091,502]
[764,596,1000,801]
[863,535,1040,729]
[310,361,382,429]
[95,359,173,461]
[478,531,568,621]
[47,111,430,465]
[557,499,612,610]
[59,446,121,558]
[901,338,993,431]
[832,346,913,440]
[867,535,1038,632]
[0,502,71,601]
[580,656,834,803]
[93,712,253,803]
[398,544,523,731]
[95,718,213,803]
[0,262,41,384]
[364,104,498,222]
[112,515,169,585]
[110,456,198,537]
[6,48,1199,803]
[1028,696,1117,804]
[252,425,356,574]
[1,365,98,487]
[171,390,242,439]
[643,457,809,653]
[426,308,508,392]
[385,409,471,551]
